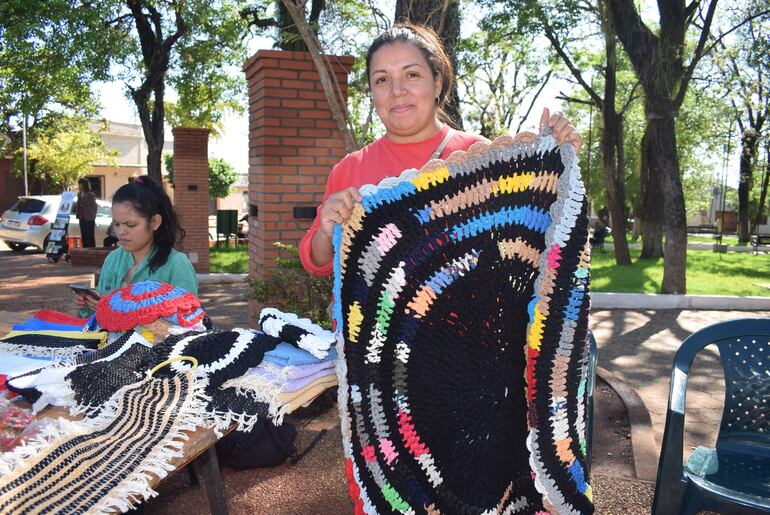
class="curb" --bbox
[596,366,658,482]
[197,273,247,284]
[592,292,770,310]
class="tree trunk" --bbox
[650,111,687,293]
[752,142,770,234]
[126,0,186,185]
[394,0,463,129]
[600,1,631,266]
[280,0,358,152]
[132,74,166,185]
[602,112,632,265]
[738,129,759,243]
[638,126,665,258]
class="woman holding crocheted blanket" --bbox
[300,22,582,276]
[74,175,197,315]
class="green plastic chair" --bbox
[586,331,598,477]
[652,318,770,515]
[215,209,238,246]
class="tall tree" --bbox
[457,28,553,139]
[394,0,463,129]
[105,0,250,184]
[0,0,122,156]
[518,0,635,265]
[716,8,770,241]
[607,0,718,293]
[120,0,187,183]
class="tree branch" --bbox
[556,93,594,106]
[279,0,358,151]
[540,17,602,107]
[674,0,718,109]
[515,70,552,133]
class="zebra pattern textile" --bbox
[332,131,593,514]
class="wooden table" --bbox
[1,310,229,514]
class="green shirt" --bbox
[82,246,198,316]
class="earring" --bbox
[435,97,439,104]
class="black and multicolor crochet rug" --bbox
[332,132,593,514]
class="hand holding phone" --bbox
[69,284,101,301]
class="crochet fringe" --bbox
[0,371,213,513]
[217,375,287,426]
[0,342,91,360]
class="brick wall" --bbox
[243,50,354,324]
[171,127,210,273]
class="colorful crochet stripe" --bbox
[332,132,593,514]
[96,281,205,331]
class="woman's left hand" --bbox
[511,107,582,152]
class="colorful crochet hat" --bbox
[96,281,205,331]
[332,131,593,514]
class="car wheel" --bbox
[7,242,27,252]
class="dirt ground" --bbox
[141,377,650,515]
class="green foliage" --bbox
[164,0,249,136]
[247,242,333,328]
[164,155,238,199]
[25,118,118,189]
[0,0,125,153]
[457,26,556,137]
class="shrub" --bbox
[246,242,333,329]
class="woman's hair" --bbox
[365,22,455,125]
[112,175,185,272]
[78,178,91,192]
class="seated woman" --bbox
[75,175,198,315]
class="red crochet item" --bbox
[95,281,204,331]
[33,310,92,326]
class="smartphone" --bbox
[69,284,102,300]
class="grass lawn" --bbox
[210,243,770,297]
[592,248,770,296]
[210,245,249,273]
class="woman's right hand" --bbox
[319,187,363,238]
[73,291,99,312]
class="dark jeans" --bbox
[80,219,96,248]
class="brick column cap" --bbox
[171,127,212,136]
[243,49,355,72]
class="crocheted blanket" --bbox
[0,371,210,513]
[332,132,593,514]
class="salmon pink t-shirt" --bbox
[299,125,488,276]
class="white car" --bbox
[0,195,112,252]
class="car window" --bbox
[97,205,111,218]
[10,198,46,213]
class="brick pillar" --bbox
[243,50,354,325]
[171,127,210,273]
